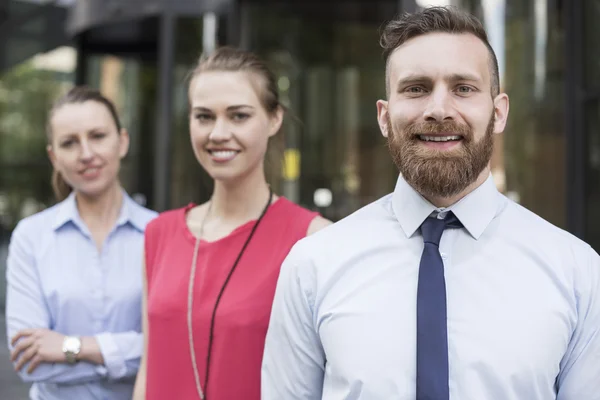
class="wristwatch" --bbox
[62,336,81,364]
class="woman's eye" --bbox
[232,113,250,122]
[195,114,213,122]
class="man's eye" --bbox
[406,87,424,93]
[457,86,474,93]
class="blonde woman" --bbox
[6,86,156,400]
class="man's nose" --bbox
[422,87,457,122]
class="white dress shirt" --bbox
[262,174,600,400]
[6,192,157,400]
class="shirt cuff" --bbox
[95,333,126,380]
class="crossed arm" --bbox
[5,222,142,384]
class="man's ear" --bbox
[376,100,390,138]
[492,93,510,135]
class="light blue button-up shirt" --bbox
[262,174,600,400]
[5,192,157,400]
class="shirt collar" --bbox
[52,191,146,233]
[391,173,502,240]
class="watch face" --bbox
[64,337,80,352]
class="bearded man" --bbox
[262,6,600,400]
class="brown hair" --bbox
[47,86,122,202]
[189,46,283,116]
[380,6,500,97]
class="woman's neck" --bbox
[76,183,123,230]
[210,169,272,223]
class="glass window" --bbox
[86,53,158,208]
[584,0,600,250]
[240,0,399,221]
[169,14,230,208]
[452,0,567,229]
[169,16,209,208]
[0,46,75,310]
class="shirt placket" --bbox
[91,243,105,332]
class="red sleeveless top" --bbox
[144,197,318,400]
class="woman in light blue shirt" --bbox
[5,86,157,400]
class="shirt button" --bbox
[441,252,447,259]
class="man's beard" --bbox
[386,113,495,199]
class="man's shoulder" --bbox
[503,198,593,255]
[290,193,396,258]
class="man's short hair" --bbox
[380,6,500,98]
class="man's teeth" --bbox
[418,135,462,142]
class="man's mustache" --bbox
[403,121,472,138]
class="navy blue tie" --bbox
[416,212,462,400]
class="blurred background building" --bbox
[0,0,598,394]
[1,0,600,296]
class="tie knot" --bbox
[420,212,462,246]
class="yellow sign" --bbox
[282,149,300,180]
